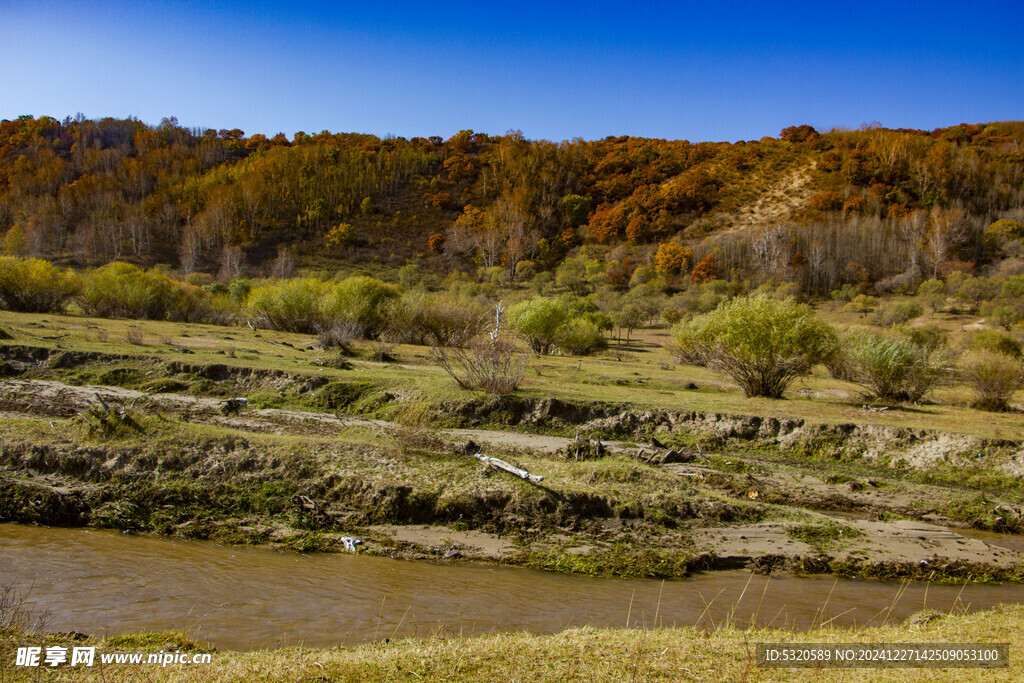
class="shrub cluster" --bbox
[831,330,950,402]
[389,291,488,347]
[672,295,838,398]
[960,350,1024,411]
[243,276,400,336]
[78,263,235,324]
[0,257,79,313]
[507,296,607,356]
[870,300,923,327]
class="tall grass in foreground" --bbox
[4,575,1016,682]
[0,585,50,635]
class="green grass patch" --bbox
[787,521,864,553]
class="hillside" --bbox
[2,116,1022,294]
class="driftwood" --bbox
[290,495,334,528]
[635,444,705,466]
[475,453,544,483]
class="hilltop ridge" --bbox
[1,117,1022,292]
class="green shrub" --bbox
[672,295,838,398]
[531,271,554,294]
[79,263,179,319]
[841,331,949,402]
[390,291,486,347]
[1000,275,1024,299]
[917,278,946,312]
[228,278,252,303]
[245,274,399,335]
[845,294,877,317]
[661,307,684,326]
[899,325,947,362]
[960,350,1024,411]
[672,282,737,316]
[508,297,569,354]
[555,257,589,295]
[0,257,79,313]
[556,318,607,355]
[956,276,999,311]
[171,288,237,325]
[629,265,657,287]
[320,276,400,336]
[830,284,860,302]
[512,260,535,281]
[612,301,648,341]
[184,272,215,287]
[980,302,1022,331]
[73,263,234,324]
[398,264,422,289]
[964,330,1021,359]
[871,300,923,327]
[244,278,329,333]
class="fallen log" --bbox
[475,453,544,483]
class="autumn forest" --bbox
[1,115,1023,296]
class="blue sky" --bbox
[2,0,1022,142]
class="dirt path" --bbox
[0,379,581,453]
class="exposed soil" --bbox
[368,523,516,558]
[692,518,1022,571]
[2,345,1023,581]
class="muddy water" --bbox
[954,527,1024,553]
[4,524,1024,651]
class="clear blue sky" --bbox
[2,0,1022,142]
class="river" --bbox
[3,523,1023,650]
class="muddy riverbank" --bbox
[2,344,1024,582]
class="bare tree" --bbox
[179,228,201,274]
[270,246,296,279]
[751,225,786,277]
[926,207,970,277]
[218,245,245,282]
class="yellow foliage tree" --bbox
[654,242,692,276]
[4,224,26,256]
[325,223,354,247]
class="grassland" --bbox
[2,303,1022,439]
[2,604,1023,681]
[2,304,1024,584]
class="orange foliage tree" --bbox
[691,253,717,283]
[586,204,626,243]
[428,192,451,210]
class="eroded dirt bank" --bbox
[1,345,1024,582]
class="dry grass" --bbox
[1,307,1022,440]
[2,604,1022,681]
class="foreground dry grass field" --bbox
[2,604,1022,681]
